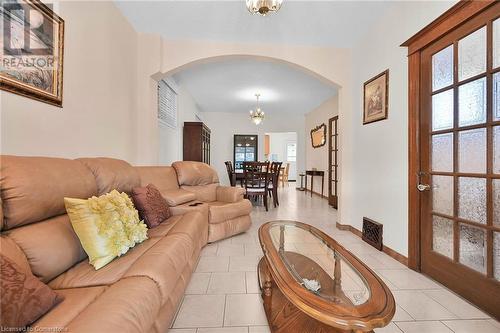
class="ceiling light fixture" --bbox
[246,0,283,16]
[249,93,265,125]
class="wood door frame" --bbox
[401,0,497,271]
[328,116,339,208]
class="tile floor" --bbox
[171,186,500,333]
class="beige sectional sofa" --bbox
[0,156,252,332]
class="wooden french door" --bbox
[328,116,338,209]
[418,3,500,319]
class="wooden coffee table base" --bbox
[258,257,373,333]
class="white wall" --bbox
[343,1,455,256]
[267,132,297,180]
[158,84,201,165]
[202,112,305,186]
[1,1,138,162]
[305,96,339,197]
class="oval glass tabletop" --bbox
[268,223,370,307]
[258,220,395,332]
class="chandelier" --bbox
[246,0,283,16]
[249,93,265,125]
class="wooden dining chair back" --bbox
[268,161,282,207]
[224,161,236,186]
[243,161,270,211]
[279,163,290,187]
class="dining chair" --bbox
[279,163,290,187]
[224,161,236,187]
[243,161,270,211]
[267,161,282,207]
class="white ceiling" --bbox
[172,58,337,114]
[115,1,394,48]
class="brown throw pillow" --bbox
[131,184,171,228]
[0,254,62,329]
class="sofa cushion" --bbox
[64,277,161,333]
[64,190,148,270]
[124,212,207,303]
[207,200,253,224]
[32,286,106,330]
[136,166,179,191]
[5,215,87,283]
[0,236,31,274]
[0,156,97,230]
[131,184,171,228]
[78,158,140,195]
[48,237,162,290]
[208,215,252,243]
[161,189,196,206]
[147,215,182,238]
[172,161,219,186]
[0,254,62,329]
[181,184,218,202]
[216,186,246,203]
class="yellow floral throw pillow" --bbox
[64,190,148,270]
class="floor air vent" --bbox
[362,217,383,250]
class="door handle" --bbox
[417,184,431,192]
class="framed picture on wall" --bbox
[0,0,65,107]
[363,70,389,124]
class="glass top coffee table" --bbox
[258,221,395,333]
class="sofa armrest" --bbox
[161,189,196,207]
[216,186,245,203]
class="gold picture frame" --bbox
[363,70,389,124]
[0,0,64,107]
[310,123,326,148]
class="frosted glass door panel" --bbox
[494,180,500,227]
[432,133,454,172]
[458,177,486,224]
[494,126,500,174]
[458,26,486,81]
[458,78,487,127]
[494,232,500,281]
[494,18,500,69]
[459,224,486,274]
[432,45,454,91]
[432,175,453,216]
[432,89,454,131]
[494,72,500,121]
[432,216,454,259]
[458,128,487,173]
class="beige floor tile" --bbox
[392,290,457,320]
[186,273,211,294]
[442,319,500,333]
[377,269,443,290]
[169,329,197,333]
[201,243,218,257]
[246,271,260,293]
[244,244,263,256]
[224,294,267,326]
[392,305,414,321]
[395,321,453,333]
[374,322,403,332]
[197,328,248,333]
[423,289,490,319]
[229,256,260,272]
[231,232,258,244]
[196,256,229,273]
[217,243,245,256]
[489,319,500,329]
[207,272,246,294]
[173,295,225,328]
[249,326,271,333]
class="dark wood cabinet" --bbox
[183,122,211,164]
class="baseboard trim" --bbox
[335,222,408,266]
[303,188,328,200]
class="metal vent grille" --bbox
[362,217,383,250]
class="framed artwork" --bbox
[0,0,64,106]
[363,70,389,124]
[310,123,326,148]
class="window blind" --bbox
[158,80,177,128]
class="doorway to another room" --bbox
[264,132,297,185]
